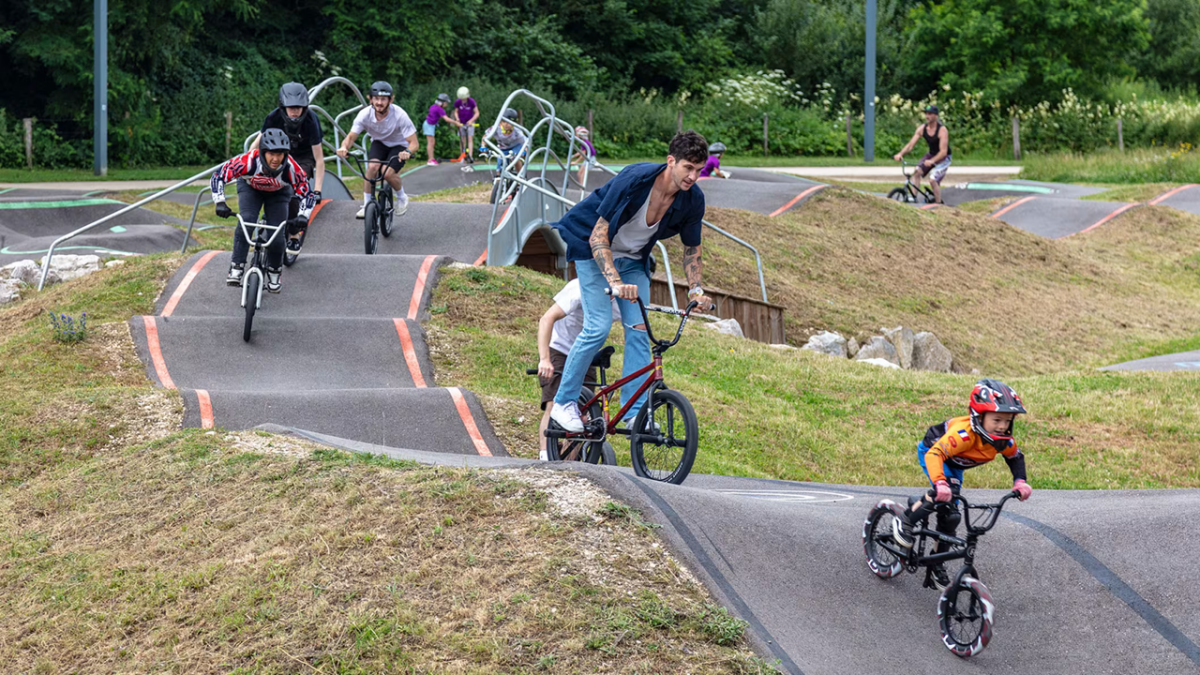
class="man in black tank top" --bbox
[893,105,952,204]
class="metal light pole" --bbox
[94,0,108,176]
[864,0,876,162]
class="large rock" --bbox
[858,357,901,369]
[0,279,21,305]
[847,337,860,358]
[883,326,915,369]
[854,336,899,365]
[912,332,953,372]
[40,254,102,283]
[701,318,744,338]
[1,260,41,286]
[802,331,847,358]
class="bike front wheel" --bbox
[242,271,259,343]
[938,576,995,658]
[363,201,379,254]
[630,387,698,484]
[887,187,912,204]
[380,190,395,238]
[862,499,905,579]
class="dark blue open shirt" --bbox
[552,162,705,262]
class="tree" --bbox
[1137,0,1200,90]
[903,0,1150,105]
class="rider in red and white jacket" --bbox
[210,128,315,292]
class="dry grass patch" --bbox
[413,183,494,204]
[656,188,1200,374]
[0,432,775,674]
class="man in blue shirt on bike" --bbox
[548,130,714,433]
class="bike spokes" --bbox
[630,388,698,484]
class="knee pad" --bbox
[935,504,961,533]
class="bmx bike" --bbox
[887,160,939,205]
[542,293,703,485]
[234,213,287,343]
[347,149,408,254]
[862,489,1022,657]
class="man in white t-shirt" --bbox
[336,81,418,219]
[536,278,620,460]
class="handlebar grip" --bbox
[525,368,538,375]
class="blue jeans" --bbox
[553,257,653,422]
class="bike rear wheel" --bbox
[938,576,995,658]
[242,271,259,342]
[887,187,912,203]
[862,499,905,579]
[489,178,502,204]
[630,387,698,484]
[380,189,395,238]
[548,391,615,465]
[363,201,379,254]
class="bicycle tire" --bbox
[363,201,379,255]
[242,271,259,343]
[630,387,698,484]
[489,179,501,205]
[380,189,395,238]
[887,187,912,204]
[862,499,905,579]
[938,576,995,658]
[548,390,609,464]
[283,227,307,267]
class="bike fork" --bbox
[241,266,264,309]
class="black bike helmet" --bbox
[436,93,451,104]
[502,108,518,121]
[967,379,1027,450]
[708,141,726,154]
[368,81,393,98]
[258,128,291,178]
[278,82,310,133]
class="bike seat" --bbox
[591,345,615,370]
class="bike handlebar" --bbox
[234,214,288,248]
[345,148,408,183]
[944,490,1020,534]
[603,289,699,349]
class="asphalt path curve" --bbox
[266,426,1200,675]
[0,198,192,265]
[129,198,505,456]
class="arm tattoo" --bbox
[683,244,703,287]
[590,219,621,284]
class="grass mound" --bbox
[427,265,1200,489]
[656,187,1200,374]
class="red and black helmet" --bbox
[968,379,1026,450]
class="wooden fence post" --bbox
[763,113,769,156]
[518,110,525,127]
[1011,116,1021,161]
[23,118,33,169]
[676,110,683,134]
[1118,118,1124,152]
[224,111,233,157]
[845,113,854,157]
[587,109,594,139]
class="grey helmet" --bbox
[368,81,393,98]
[707,141,726,155]
[502,108,518,121]
[277,83,310,134]
[436,92,452,104]
[258,128,291,178]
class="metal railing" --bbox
[38,76,369,290]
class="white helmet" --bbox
[457,86,470,100]
[574,125,589,138]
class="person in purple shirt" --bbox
[700,142,732,179]
[422,93,462,166]
[452,87,480,163]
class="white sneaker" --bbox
[355,204,366,219]
[538,449,549,461]
[549,401,584,432]
[396,194,409,217]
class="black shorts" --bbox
[368,140,409,174]
[539,348,597,410]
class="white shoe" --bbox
[549,401,584,432]
[355,205,366,219]
[396,195,409,217]
[538,449,549,461]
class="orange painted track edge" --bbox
[1074,202,1139,236]
[161,250,219,317]
[473,248,488,267]
[407,254,437,320]
[448,387,492,456]
[919,203,940,210]
[195,389,215,429]
[141,316,176,390]
[990,195,1037,219]
[769,184,825,217]
[1147,184,1199,206]
[393,319,428,388]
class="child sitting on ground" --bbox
[892,379,1033,589]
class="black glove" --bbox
[311,190,322,202]
[214,201,233,219]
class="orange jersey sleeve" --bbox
[923,416,1001,483]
